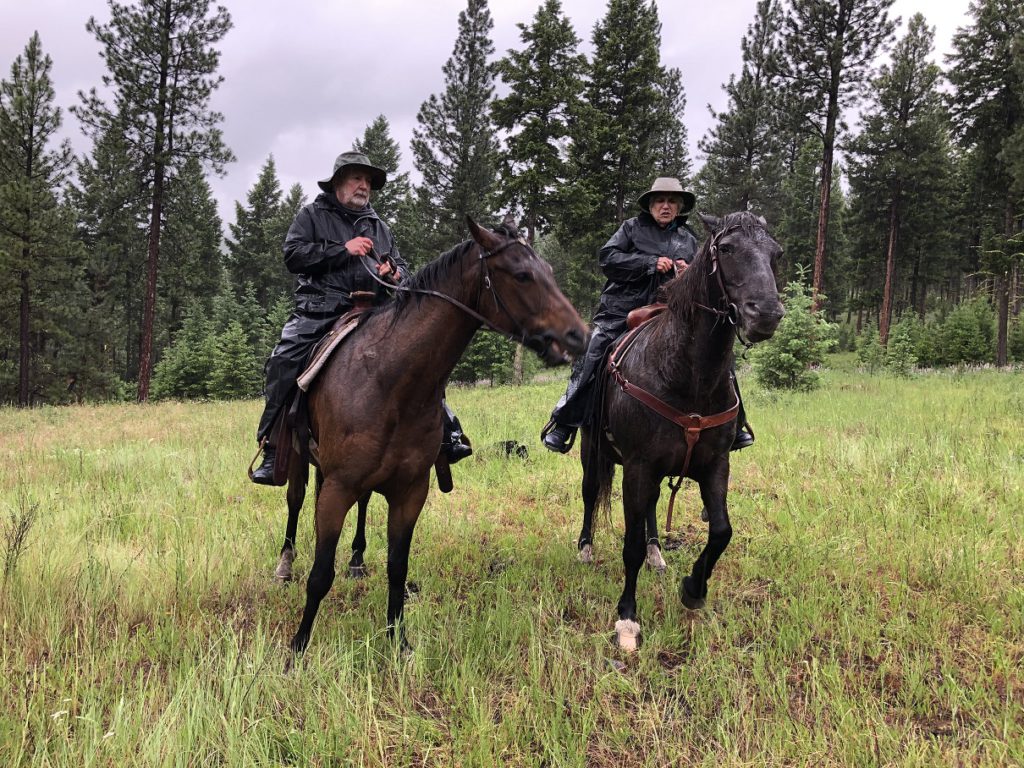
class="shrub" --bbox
[885,318,918,377]
[936,295,995,366]
[751,275,836,391]
[857,322,884,373]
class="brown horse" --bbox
[282,218,588,653]
[579,212,784,651]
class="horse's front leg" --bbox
[384,476,430,652]
[680,459,731,610]
[347,492,371,578]
[615,463,660,652]
[275,454,311,582]
[290,475,358,654]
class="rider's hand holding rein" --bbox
[345,236,374,257]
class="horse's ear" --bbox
[466,215,501,250]
[698,213,721,234]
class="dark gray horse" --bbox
[579,212,784,651]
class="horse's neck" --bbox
[378,277,482,395]
[654,276,735,396]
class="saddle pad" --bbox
[296,315,361,391]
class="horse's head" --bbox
[467,217,588,364]
[697,212,785,342]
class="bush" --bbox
[751,276,837,391]
[151,309,217,399]
[857,322,884,373]
[1008,317,1024,363]
[884,318,918,377]
[936,295,995,366]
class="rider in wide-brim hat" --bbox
[317,150,387,194]
[636,176,696,215]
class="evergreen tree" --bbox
[492,0,584,243]
[411,0,499,262]
[946,0,1024,365]
[845,15,951,345]
[353,115,411,229]
[73,0,234,401]
[160,156,223,345]
[0,33,78,406]
[778,0,897,308]
[224,155,288,311]
[697,0,785,218]
[650,67,691,182]
[69,113,149,385]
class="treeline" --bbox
[1,0,1023,406]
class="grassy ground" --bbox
[1,364,1022,766]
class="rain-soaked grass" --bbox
[1,364,1022,766]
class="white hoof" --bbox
[274,549,295,582]
[614,619,641,652]
[578,543,594,564]
[645,543,667,573]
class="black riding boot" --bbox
[442,399,473,463]
[251,444,277,485]
[541,326,613,453]
[731,376,754,450]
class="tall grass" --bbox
[1,367,1021,766]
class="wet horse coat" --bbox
[284,219,588,653]
[579,212,784,651]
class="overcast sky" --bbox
[3,0,973,227]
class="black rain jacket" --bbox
[594,211,699,330]
[284,192,408,315]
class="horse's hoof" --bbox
[679,576,706,610]
[578,543,594,564]
[614,619,641,652]
[274,550,296,582]
[348,564,367,579]
[645,543,667,573]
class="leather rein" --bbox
[607,224,748,532]
[356,236,550,352]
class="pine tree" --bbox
[845,15,950,344]
[650,67,690,182]
[946,0,1024,365]
[73,0,234,401]
[411,0,499,261]
[225,155,289,312]
[492,0,584,243]
[353,115,411,229]
[160,156,223,345]
[69,113,149,385]
[0,33,78,406]
[697,0,785,218]
[778,0,897,309]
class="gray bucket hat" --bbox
[317,151,387,193]
[637,177,695,215]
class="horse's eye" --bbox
[719,243,733,255]
[514,271,533,284]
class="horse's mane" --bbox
[667,211,768,323]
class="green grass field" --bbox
[1,364,1022,767]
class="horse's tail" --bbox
[582,366,616,527]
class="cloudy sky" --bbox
[3,0,973,227]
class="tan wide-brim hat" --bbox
[317,151,387,193]
[637,177,695,215]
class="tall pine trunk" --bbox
[879,192,900,346]
[18,262,30,407]
[136,1,172,402]
[812,84,840,312]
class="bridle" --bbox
[356,234,556,355]
[693,222,761,350]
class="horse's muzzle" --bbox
[740,300,784,342]
[529,327,589,365]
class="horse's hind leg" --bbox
[290,476,358,654]
[644,495,667,573]
[275,454,310,582]
[347,492,371,578]
[383,477,430,651]
[578,429,610,564]
[680,462,731,610]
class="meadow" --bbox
[1,364,1022,767]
